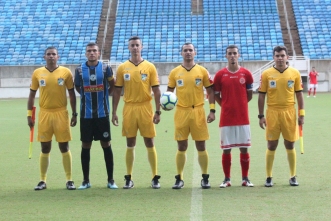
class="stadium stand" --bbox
[111,0,284,62]
[0,0,103,65]
[292,0,331,59]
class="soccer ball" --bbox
[160,92,178,110]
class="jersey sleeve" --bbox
[258,71,268,93]
[30,71,39,91]
[294,70,303,91]
[74,67,81,87]
[213,71,221,92]
[65,68,74,90]
[168,69,176,88]
[149,64,160,86]
[106,66,114,81]
[115,65,124,87]
[246,70,254,89]
[203,68,213,88]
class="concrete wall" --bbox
[1,60,330,98]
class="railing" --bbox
[100,0,112,60]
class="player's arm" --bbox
[296,91,305,126]
[112,86,122,126]
[258,92,266,129]
[152,85,161,124]
[107,66,115,95]
[27,90,37,129]
[68,89,77,127]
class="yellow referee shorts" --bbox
[38,108,72,142]
[122,101,156,138]
[266,107,298,142]
[174,105,209,141]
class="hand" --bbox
[112,114,119,126]
[160,105,171,111]
[153,114,160,124]
[70,116,77,127]
[207,112,215,123]
[27,116,35,129]
[298,116,304,126]
[259,118,266,129]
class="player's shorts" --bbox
[38,107,71,142]
[266,107,298,142]
[174,105,209,141]
[309,84,318,89]
[220,125,251,149]
[122,101,156,138]
[80,117,111,142]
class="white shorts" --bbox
[309,84,318,89]
[220,125,251,150]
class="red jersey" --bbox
[309,71,318,84]
[213,67,253,127]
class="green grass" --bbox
[0,92,330,221]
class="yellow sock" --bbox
[62,151,72,181]
[39,153,50,182]
[266,149,275,177]
[286,148,297,177]
[198,150,209,174]
[176,150,186,180]
[126,147,135,176]
[147,146,157,178]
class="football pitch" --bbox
[0,93,330,221]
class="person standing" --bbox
[166,43,215,189]
[74,42,118,190]
[27,46,77,190]
[258,45,304,187]
[213,45,254,188]
[307,67,319,97]
[112,36,162,189]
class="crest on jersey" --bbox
[124,73,130,81]
[141,73,147,81]
[177,79,184,87]
[287,80,294,88]
[195,78,202,86]
[269,80,276,88]
[89,74,96,81]
[58,78,64,85]
[40,79,46,86]
[103,132,109,138]
[239,77,246,84]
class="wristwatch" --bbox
[72,112,78,117]
[155,110,161,115]
[258,114,264,119]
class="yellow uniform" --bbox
[115,60,159,137]
[30,66,74,142]
[258,66,303,141]
[168,64,213,140]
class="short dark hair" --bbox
[273,45,288,55]
[225,45,239,54]
[129,36,142,44]
[181,42,195,51]
[44,46,58,55]
[86,42,99,51]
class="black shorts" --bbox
[80,117,111,142]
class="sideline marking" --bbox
[190,149,202,221]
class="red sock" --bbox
[222,153,231,178]
[240,153,250,178]
[308,89,311,96]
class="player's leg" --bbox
[265,108,281,187]
[35,110,53,190]
[308,84,312,97]
[282,108,299,186]
[55,109,75,190]
[172,140,187,189]
[237,125,253,187]
[78,118,93,190]
[191,107,210,189]
[143,137,160,189]
[219,126,232,188]
[313,84,317,97]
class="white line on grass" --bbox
[190,148,202,221]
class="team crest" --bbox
[287,80,294,88]
[58,78,64,85]
[124,73,130,81]
[141,73,147,81]
[177,79,184,87]
[195,78,202,86]
[89,74,96,81]
[40,79,46,86]
[103,132,109,138]
[269,80,276,88]
[239,77,246,84]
